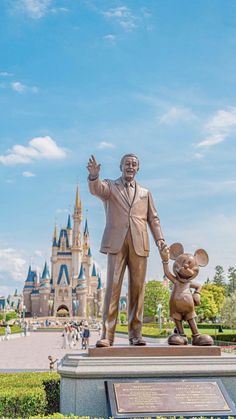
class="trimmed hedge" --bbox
[213,333,236,342]
[0,372,60,418]
[26,416,236,419]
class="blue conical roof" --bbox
[97,275,102,290]
[67,214,72,229]
[91,263,97,277]
[42,262,50,280]
[88,247,92,257]
[26,265,32,281]
[78,264,86,280]
[84,219,89,235]
[26,265,37,282]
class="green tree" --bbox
[202,283,225,316]
[195,289,218,321]
[227,266,236,296]
[144,280,170,320]
[213,265,226,288]
[221,291,236,329]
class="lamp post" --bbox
[157,303,162,333]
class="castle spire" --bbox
[42,261,50,280]
[84,219,89,236]
[91,263,97,277]
[52,224,58,247]
[67,214,72,230]
[75,186,81,209]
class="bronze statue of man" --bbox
[87,153,166,347]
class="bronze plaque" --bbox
[106,379,236,418]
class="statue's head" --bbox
[169,243,209,283]
[120,153,139,182]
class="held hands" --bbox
[87,155,101,179]
[158,241,170,263]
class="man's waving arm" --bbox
[87,155,111,200]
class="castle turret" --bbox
[72,186,82,286]
[67,214,72,247]
[51,225,58,283]
[23,265,38,315]
[76,264,87,317]
[82,219,92,290]
[39,262,51,316]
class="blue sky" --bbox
[0,0,236,296]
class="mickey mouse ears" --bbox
[169,242,209,266]
[194,249,209,267]
[169,243,184,260]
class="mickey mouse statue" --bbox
[161,243,214,346]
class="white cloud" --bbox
[11,81,26,93]
[196,107,236,148]
[14,0,52,19]
[102,6,138,31]
[159,106,196,125]
[102,6,131,19]
[0,248,26,282]
[0,136,67,166]
[13,1,69,19]
[119,20,137,31]
[34,250,43,257]
[97,141,115,149]
[51,7,69,14]
[22,171,36,177]
[196,134,226,148]
[0,71,13,77]
[193,153,204,159]
[11,81,39,94]
[103,34,116,43]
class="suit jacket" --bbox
[88,177,164,257]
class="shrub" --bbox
[213,333,236,342]
[119,313,126,324]
[5,311,18,322]
[26,415,236,419]
[0,372,60,417]
[43,376,60,414]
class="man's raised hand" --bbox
[87,155,101,179]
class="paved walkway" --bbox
[0,331,167,372]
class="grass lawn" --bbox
[0,325,22,335]
[116,323,236,338]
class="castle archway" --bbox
[56,305,70,317]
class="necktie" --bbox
[126,183,134,203]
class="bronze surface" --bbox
[88,345,221,357]
[113,381,230,414]
[161,243,213,346]
[87,154,166,345]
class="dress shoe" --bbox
[96,338,112,348]
[129,337,146,346]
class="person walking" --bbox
[62,326,69,349]
[67,325,73,349]
[82,323,90,349]
[5,324,11,341]
[87,153,167,347]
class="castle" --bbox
[23,187,103,318]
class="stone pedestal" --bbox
[58,348,236,418]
